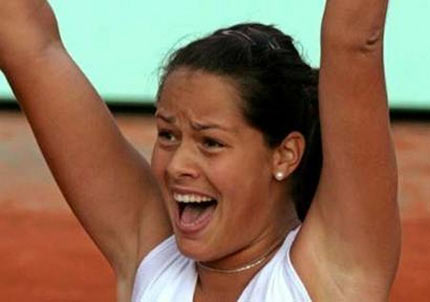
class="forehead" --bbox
[157,68,245,124]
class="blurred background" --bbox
[0,0,429,301]
[2,0,430,109]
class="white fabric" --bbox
[131,227,311,302]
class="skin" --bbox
[152,68,300,262]
[152,68,302,301]
[0,0,400,301]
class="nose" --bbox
[166,143,200,181]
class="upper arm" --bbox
[4,47,172,276]
[291,0,400,299]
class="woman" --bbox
[0,0,400,301]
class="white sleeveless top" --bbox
[131,227,311,302]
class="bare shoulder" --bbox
[291,216,397,301]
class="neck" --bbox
[195,219,300,297]
[197,231,287,274]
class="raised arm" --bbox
[292,0,400,300]
[0,0,171,296]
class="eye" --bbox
[157,130,177,143]
[202,137,225,149]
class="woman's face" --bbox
[151,68,289,263]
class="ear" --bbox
[272,131,306,181]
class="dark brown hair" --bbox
[158,23,322,221]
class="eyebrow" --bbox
[155,111,232,132]
[190,121,229,132]
[155,111,175,123]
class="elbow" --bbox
[321,0,389,54]
[364,28,384,51]
[322,24,385,55]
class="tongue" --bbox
[181,203,216,225]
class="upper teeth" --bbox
[173,193,213,203]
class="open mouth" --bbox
[173,192,218,229]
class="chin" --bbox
[174,233,216,262]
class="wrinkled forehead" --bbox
[156,68,246,126]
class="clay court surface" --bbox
[0,111,429,301]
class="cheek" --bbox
[207,148,272,203]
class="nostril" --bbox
[166,158,200,180]
[167,167,199,180]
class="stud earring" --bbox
[275,172,284,181]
